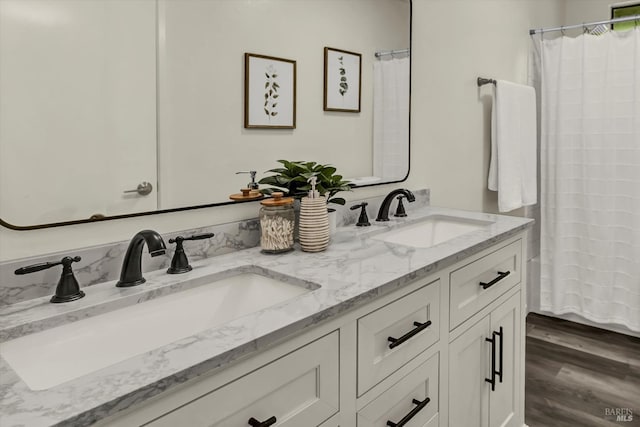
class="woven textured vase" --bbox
[298,196,330,252]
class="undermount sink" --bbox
[372,215,494,248]
[0,270,317,391]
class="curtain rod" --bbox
[530,14,640,35]
[375,48,410,58]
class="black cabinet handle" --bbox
[386,397,431,427]
[479,271,510,290]
[496,326,504,383]
[248,416,276,427]
[485,334,496,391]
[388,320,432,349]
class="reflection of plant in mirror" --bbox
[259,160,353,205]
[264,65,280,118]
[338,56,348,97]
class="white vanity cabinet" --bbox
[101,234,526,427]
[449,292,521,427]
[448,238,524,427]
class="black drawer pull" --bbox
[386,397,431,427]
[479,271,510,290]
[248,416,276,427]
[388,320,432,349]
[496,326,504,383]
[485,334,496,391]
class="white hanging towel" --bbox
[487,80,537,212]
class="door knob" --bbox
[124,182,153,196]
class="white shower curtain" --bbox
[540,28,640,332]
[373,56,409,181]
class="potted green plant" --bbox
[259,160,352,206]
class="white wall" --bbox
[0,0,565,262]
[564,0,615,24]
[409,0,563,214]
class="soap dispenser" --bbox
[229,170,263,201]
[298,176,330,252]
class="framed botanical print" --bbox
[244,53,296,128]
[324,47,362,112]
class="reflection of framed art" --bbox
[244,53,296,129]
[324,47,361,112]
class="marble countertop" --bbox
[0,206,532,427]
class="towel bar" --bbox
[477,77,497,87]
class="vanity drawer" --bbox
[357,280,440,396]
[449,240,521,329]
[358,352,439,427]
[147,331,339,427]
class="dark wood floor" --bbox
[525,313,640,427]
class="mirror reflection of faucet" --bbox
[167,233,215,274]
[14,256,85,303]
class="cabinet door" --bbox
[449,316,491,427]
[489,292,521,427]
[148,331,339,427]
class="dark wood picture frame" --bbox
[244,53,296,129]
[323,47,362,113]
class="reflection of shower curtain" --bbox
[539,29,640,331]
[373,56,409,181]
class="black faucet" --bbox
[15,256,85,303]
[376,189,416,221]
[116,230,167,287]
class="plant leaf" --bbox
[271,112,278,116]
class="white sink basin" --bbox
[0,271,316,391]
[372,215,493,248]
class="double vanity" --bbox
[0,197,532,427]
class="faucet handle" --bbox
[167,233,214,274]
[15,256,85,303]
[350,202,371,227]
[15,256,81,275]
[394,196,408,218]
